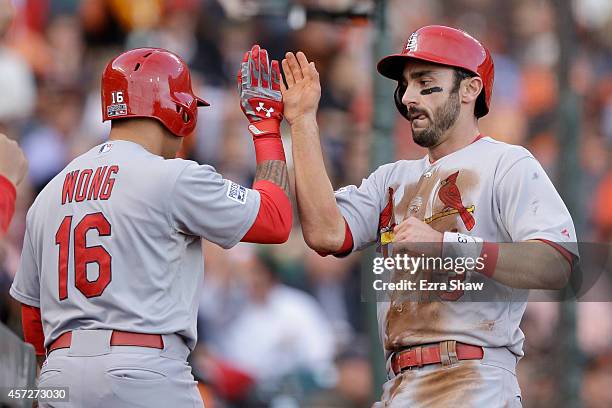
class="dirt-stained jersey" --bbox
[11,140,260,350]
[334,136,577,357]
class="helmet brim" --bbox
[377,54,412,80]
[377,53,472,81]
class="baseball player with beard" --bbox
[281,25,578,407]
[10,45,291,407]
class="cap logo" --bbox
[405,32,418,52]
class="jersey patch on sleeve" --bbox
[227,182,248,204]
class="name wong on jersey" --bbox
[61,165,119,204]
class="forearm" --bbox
[254,159,289,196]
[290,115,345,251]
[242,138,292,244]
[485,241,571,289]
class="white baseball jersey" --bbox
[335,136,578,357]
[10,140,260,350]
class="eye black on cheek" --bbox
[420,87,443,95]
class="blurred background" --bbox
[0,0,611,407]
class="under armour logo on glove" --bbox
[238,45,283,137]
[256,102,275,117]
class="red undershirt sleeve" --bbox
[316,218,354,257]
[536,239,574,269]
[21,304,45,356]
[241,180,292,244]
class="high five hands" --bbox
[280,52,321,126]
[239,46,321,129]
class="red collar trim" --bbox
[472,134,485,143]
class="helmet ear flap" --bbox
[176,104,190,123]
[394,83,410,120]
[175,102,197,128]
[474,92,488,118]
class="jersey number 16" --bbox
[55,213,112,300]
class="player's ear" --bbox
[461,76,483,105]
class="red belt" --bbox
[391,342,483,374]
[47,331,164,354]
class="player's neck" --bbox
[108,121,165,157]
[427,116,480,162]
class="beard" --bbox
[410,92,461,148]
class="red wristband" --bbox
[0,174,17,234]
[253,137,286,163]
[479,242,499,278]
[248,118,280,136]
[0,174,16,196]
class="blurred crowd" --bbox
[0,0,611,407]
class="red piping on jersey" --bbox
[535,239,574,268]
[21,304,45,356]
[317,218,354,257]
[242,180,292,244]
[472,134,485,143]
[0,175,16,234]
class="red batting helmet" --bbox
[377,25,494,118]
[101,48,209,137]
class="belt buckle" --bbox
[440,340,458,366]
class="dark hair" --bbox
[452,68,476,93]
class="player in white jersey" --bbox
[10,46,292,407]
[280,25,578,407]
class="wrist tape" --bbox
[442,232,498,278]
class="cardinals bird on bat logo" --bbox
[437,171,475,231]
[378,188,396,255]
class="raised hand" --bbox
[0,133,28,186]
[281,52,321,126]
[238,44,283,137]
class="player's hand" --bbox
[0,0,16,38]
[238,44,283,138]
[392,217,443,257]
[281,51,321,126]
[0,133,28,186]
